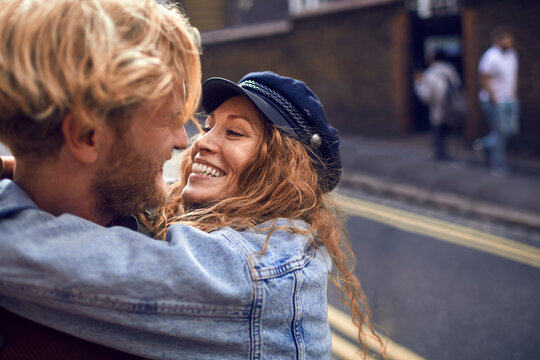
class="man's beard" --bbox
[92,141,170,223]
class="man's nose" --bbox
[172,126,188,150]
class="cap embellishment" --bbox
[310,134,322,148]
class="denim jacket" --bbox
[0,180,332,359]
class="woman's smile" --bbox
[191,161,226,177]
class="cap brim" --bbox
[202,77,298,137]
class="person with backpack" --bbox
[414,50,465,161]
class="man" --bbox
[0,0,208,357]
[414,50,463,160]
[473,27,519,175]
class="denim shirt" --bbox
[0,180,332,359]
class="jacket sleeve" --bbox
[0,212,256,354]
[1,214,254,306]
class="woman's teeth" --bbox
[192,162,224,177]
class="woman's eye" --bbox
[227,130,244,137]
[202,126,211,133]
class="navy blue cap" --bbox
[202,71,341,192]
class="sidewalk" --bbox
[338,135,540,229]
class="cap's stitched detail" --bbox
[239,80,312,139]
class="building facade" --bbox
[179,0,540,156]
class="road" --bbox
[328,188,540,360]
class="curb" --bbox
[340,172,540,230]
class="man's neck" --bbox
[14,155,111,226]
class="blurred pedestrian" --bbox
[473,27,519,175]
[414,50,463,161]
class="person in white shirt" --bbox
[473,27,519,175]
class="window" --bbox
[288,0,329,14]
[406,0,460,18]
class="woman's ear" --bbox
[61,113,99,164]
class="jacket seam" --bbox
[250,277,263,360]
[292,270,305,360]
[0,280,250,317]
[255,252,314,280]
[220,233,262,359]
[220,231,317,281]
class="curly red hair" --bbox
[149,119,386,359]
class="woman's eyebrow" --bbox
[226,114,258,132]
[226,114,250,122]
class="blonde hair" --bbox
[149,120,386,359]
[0,0,201,156]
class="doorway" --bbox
[410,13,463,132]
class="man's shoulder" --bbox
[479,47,500,72]
[480,46,499,61]
[0,179,145,239]
[483,46,518,61]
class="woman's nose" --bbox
[193,129,218,153]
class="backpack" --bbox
[442,76,467,129]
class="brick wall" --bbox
[198,0,540,155]
[200,1,407,136]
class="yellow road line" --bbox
[329,305,426,360]
[332,192,540,269]
[332,332,378,360]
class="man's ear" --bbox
[61,113,99,164]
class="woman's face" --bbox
[181,95,265,205]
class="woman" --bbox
[147,71,385,359]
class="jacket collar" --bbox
[0,179,37,219]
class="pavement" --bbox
[338,134,540,230]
